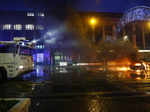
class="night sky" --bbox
[0,0,150,12]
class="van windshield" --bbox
[19,46,33,56]
[0,44,16,53]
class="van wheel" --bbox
[0,68,7,81]
[0,70,3,81]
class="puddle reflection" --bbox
[84,96,150,112]
[106,70,150,81]
[22,65,51,83]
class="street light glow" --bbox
[32,40,37,43]
[123,35,128,41]
[148,21,150,28]
[89,18,97,26]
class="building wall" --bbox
[0,11,45,41]
[78,12,122,43]
[121,21,150,49]
[120,6,150,50]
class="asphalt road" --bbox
[1,65,150,112]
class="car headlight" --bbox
[19,65,24,69]
[32,64,34,67]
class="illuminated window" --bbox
[25,24,34,30]
[36,45,45,49]
[14,24,22,30]
[55,56,60,60]
[3,24,11,30]
[38,12,45,17]
[61,56,64,60]
[37,53,44,63]
[36,25,44,30]
[27,12,34,16]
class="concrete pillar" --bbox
[123,29,126,37]
[102,25,106,41]
[112,24,117,40]
[142,25,146,49]
[132,34,137,48]
[132,24,137,48]
[92,27,95,43]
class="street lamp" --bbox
[148,22,150,29]
[89,17,97,28]
[123,35,128,41]
[89,17,98,43]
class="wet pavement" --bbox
[1,65,150,112]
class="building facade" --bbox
[0,11,45,41]
[120,6,150,49]
[78,12,123,43]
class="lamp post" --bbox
[147,21,150,29]
[89,17,97,43]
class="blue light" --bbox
[35,45,45,49]
[32,40,37,44]
[40,45,42,49]
[21,42,25,46]
[121,6,150,26]
[0,44,5,47]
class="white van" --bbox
[0,41,34,80]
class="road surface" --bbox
[1,65,150,112]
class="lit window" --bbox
[27,12,34,16]
[3,24,11,30]
[55,56,60,60]
[36,25,44,30]
[36,45,44,49]
[14,24,22,30]
[38,12,45,17]
[25,24,34,30]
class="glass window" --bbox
[0,44,16,53]
[27,12,34,16]
[14,24,22,30]
[37,53,44,63]
[25,24,34,30]
[38,12,45,17]
[3,24,11,30]
[36,25,44,30]
[19,46,32,56]
[55,56,60,60]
